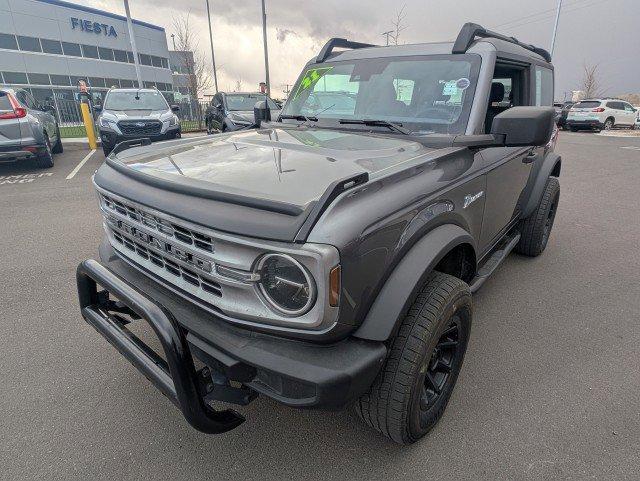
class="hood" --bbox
[95,127,453,241]
[108,127,436,209]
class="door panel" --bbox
[479,146,533,252]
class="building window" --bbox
[81,44,99,59]
[113,49,128,63]
[17,36,42,52]
[143,81,156,88]
[61,42,82,57]
[120,79,134,88]
[50,74,72,86]
[105,78,120,88]
[0,33,18,50]
[31,87,55,104]
[160,58,168,69]
[89,77,106,88]
[139,54,152,66]
[126,51,134,63]
[27,73,51,85]
[98,47,114,61]
[40,38,63,55]
[2,71,29,84]
[70,76,86,87]
[151,56,162,68]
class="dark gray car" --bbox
[204,92,281,133]
[76,23,561,444]
[0,87,62,168]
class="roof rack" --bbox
[452,22,552,63]
[315,38,376,63]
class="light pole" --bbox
[261,0,271,96]
[550,0,563,58]
[123,0,143,88]
[205,0,219,93]
[170,33,176,51]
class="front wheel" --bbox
[355,271,472,444]
[604,118,614,130]
[52,126,63,154]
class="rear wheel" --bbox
[35,133,54,169]
[51,126,63,154]
[569,126,578,132]
[604,118,614,130]
[515,177,560,257]
[355,271,472,444]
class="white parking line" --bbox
[621,146,640,151]
[66,149,97,180]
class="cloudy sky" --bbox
[88,0,638,100]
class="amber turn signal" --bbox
[329,265,341,307]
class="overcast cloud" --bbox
[89,0,639,99]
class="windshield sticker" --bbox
[456,78,471,90]
[440,79,465,105]
[294,67,334,100]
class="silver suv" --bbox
[95,88,181,156]
[0,87,62,168]
[567,98,638,131]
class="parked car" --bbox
[95,88,181,157]
[0,87,62,168]
[566,98,637,131]
[204,92,281,133]
[635,110,640,130]
[76,23,560,444]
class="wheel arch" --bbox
[353,224,476,342]
[523,152,561,218]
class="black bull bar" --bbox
[76,259,245,434]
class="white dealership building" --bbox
[0,0,173,104]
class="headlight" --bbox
[255,253,316,316]
[99,117,115,128]
[167,115,178,126]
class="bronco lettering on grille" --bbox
[107,215,213,274]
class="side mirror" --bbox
[170,104,180,112]
[490,107,555,147]
[253,100,271,127]
[93,104,102,113]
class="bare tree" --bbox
[234,79,244,92]
[390,5,408,45]
[580,62,603,99]
[172,13,212,128]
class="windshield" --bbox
[104,90,169,111]
[281,55,479,134]
[226,94,272,111]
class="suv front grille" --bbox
[111,230,222,297]
[117,120,162,137]
[101,194,214,253]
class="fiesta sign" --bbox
[71,17,117,37]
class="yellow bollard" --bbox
[80,102,97,150]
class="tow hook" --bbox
[199,367,258,406]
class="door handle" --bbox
[522,151,538,164]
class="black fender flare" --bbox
[522,152,561,218]
[353,224,476,342]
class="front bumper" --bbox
[76,246,386,432]
[100,125,181,148]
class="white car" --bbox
[566,99,638,131]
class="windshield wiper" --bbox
[280,114,318,122]
[338,119,411,135]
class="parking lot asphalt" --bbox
[1,133,639,480]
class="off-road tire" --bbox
[35,134,54,169]
[355,271,472,444]
[52,127,63,154]
[515,177,560,257]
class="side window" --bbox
[534,66,554,106]
[624,103,636,112]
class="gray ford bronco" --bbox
[76,23,561,444]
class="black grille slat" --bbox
[117,120,162,136]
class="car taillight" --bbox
[0,93,27,119]
[592,107,605,112]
